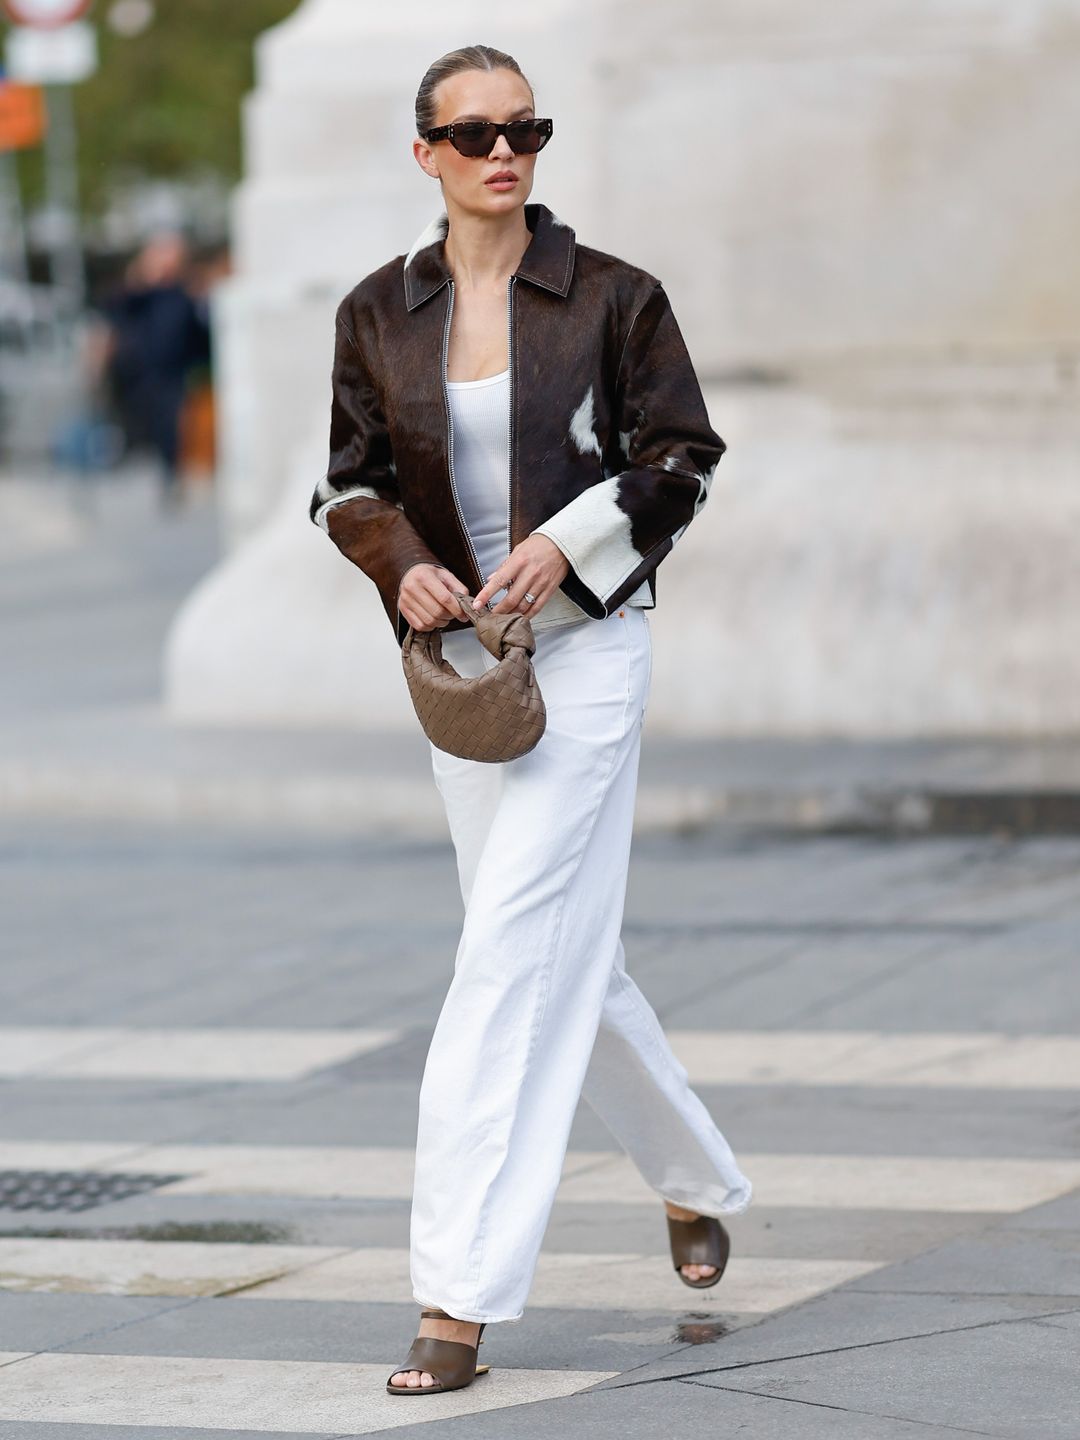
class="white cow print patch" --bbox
[568,386,603,458]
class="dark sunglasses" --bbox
[421,118,553,158]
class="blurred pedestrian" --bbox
[311,46,753,1397]
[97,230,211,509]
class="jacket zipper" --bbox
[441,278,485,594]
[506,274,516,567]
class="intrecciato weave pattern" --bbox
[401,593,547,762]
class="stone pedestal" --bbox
[164,0,1080,735]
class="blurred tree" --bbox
[3,0,303,219]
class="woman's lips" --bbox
[486,177,518,188]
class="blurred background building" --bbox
[4,0,1079,739]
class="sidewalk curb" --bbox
[3,766,1079,836]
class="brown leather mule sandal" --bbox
[667,1212,731,1290]
[385,1307,490,1395]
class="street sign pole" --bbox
[3,3,96,320]
[41,77,83,313]
[0,147,30,283]
[0,68,41,284]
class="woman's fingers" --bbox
[507,573,547,615]
[487,572,546,616]
[434,570,472,622]
[475,565,536,614]
[400,565,473,630]
[403,550,560,627]
[399,567,442,630]
[474,536,568,613]
[474,569,512,611]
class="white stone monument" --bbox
[165,0,1080,735]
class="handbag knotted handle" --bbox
[452,592,538,660]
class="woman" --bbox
[309,44,753,1397]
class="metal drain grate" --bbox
[0,1169,188,1213]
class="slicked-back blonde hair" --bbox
[415,44,535,136]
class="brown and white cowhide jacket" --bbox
[309,200,727,646]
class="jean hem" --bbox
[658,1181,754,1218]
[412,1292,525,1325]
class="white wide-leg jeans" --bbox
[410,603,753,1324]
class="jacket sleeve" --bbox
[530,280,726,619]
[309,300,443,643]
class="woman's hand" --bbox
[474,534,570,616]
[397,563,473,631]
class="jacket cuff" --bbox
[532,477,678,618]
[323,498,442,641]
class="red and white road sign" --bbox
[2,0,93,28]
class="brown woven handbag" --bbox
[400,592,547,762]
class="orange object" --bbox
[179,380,216,478]
[0,83,45,151]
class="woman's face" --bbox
[416,68,540,216]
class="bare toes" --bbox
[681,1262,717,1279]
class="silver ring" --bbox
[523,591,536,605]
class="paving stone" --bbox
[2,470,1080,1435]
[683,1306,1080,1439]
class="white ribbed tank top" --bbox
[446,366,512,596]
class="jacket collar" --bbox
[403,201,575,311]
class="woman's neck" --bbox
[442,204,532,292]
